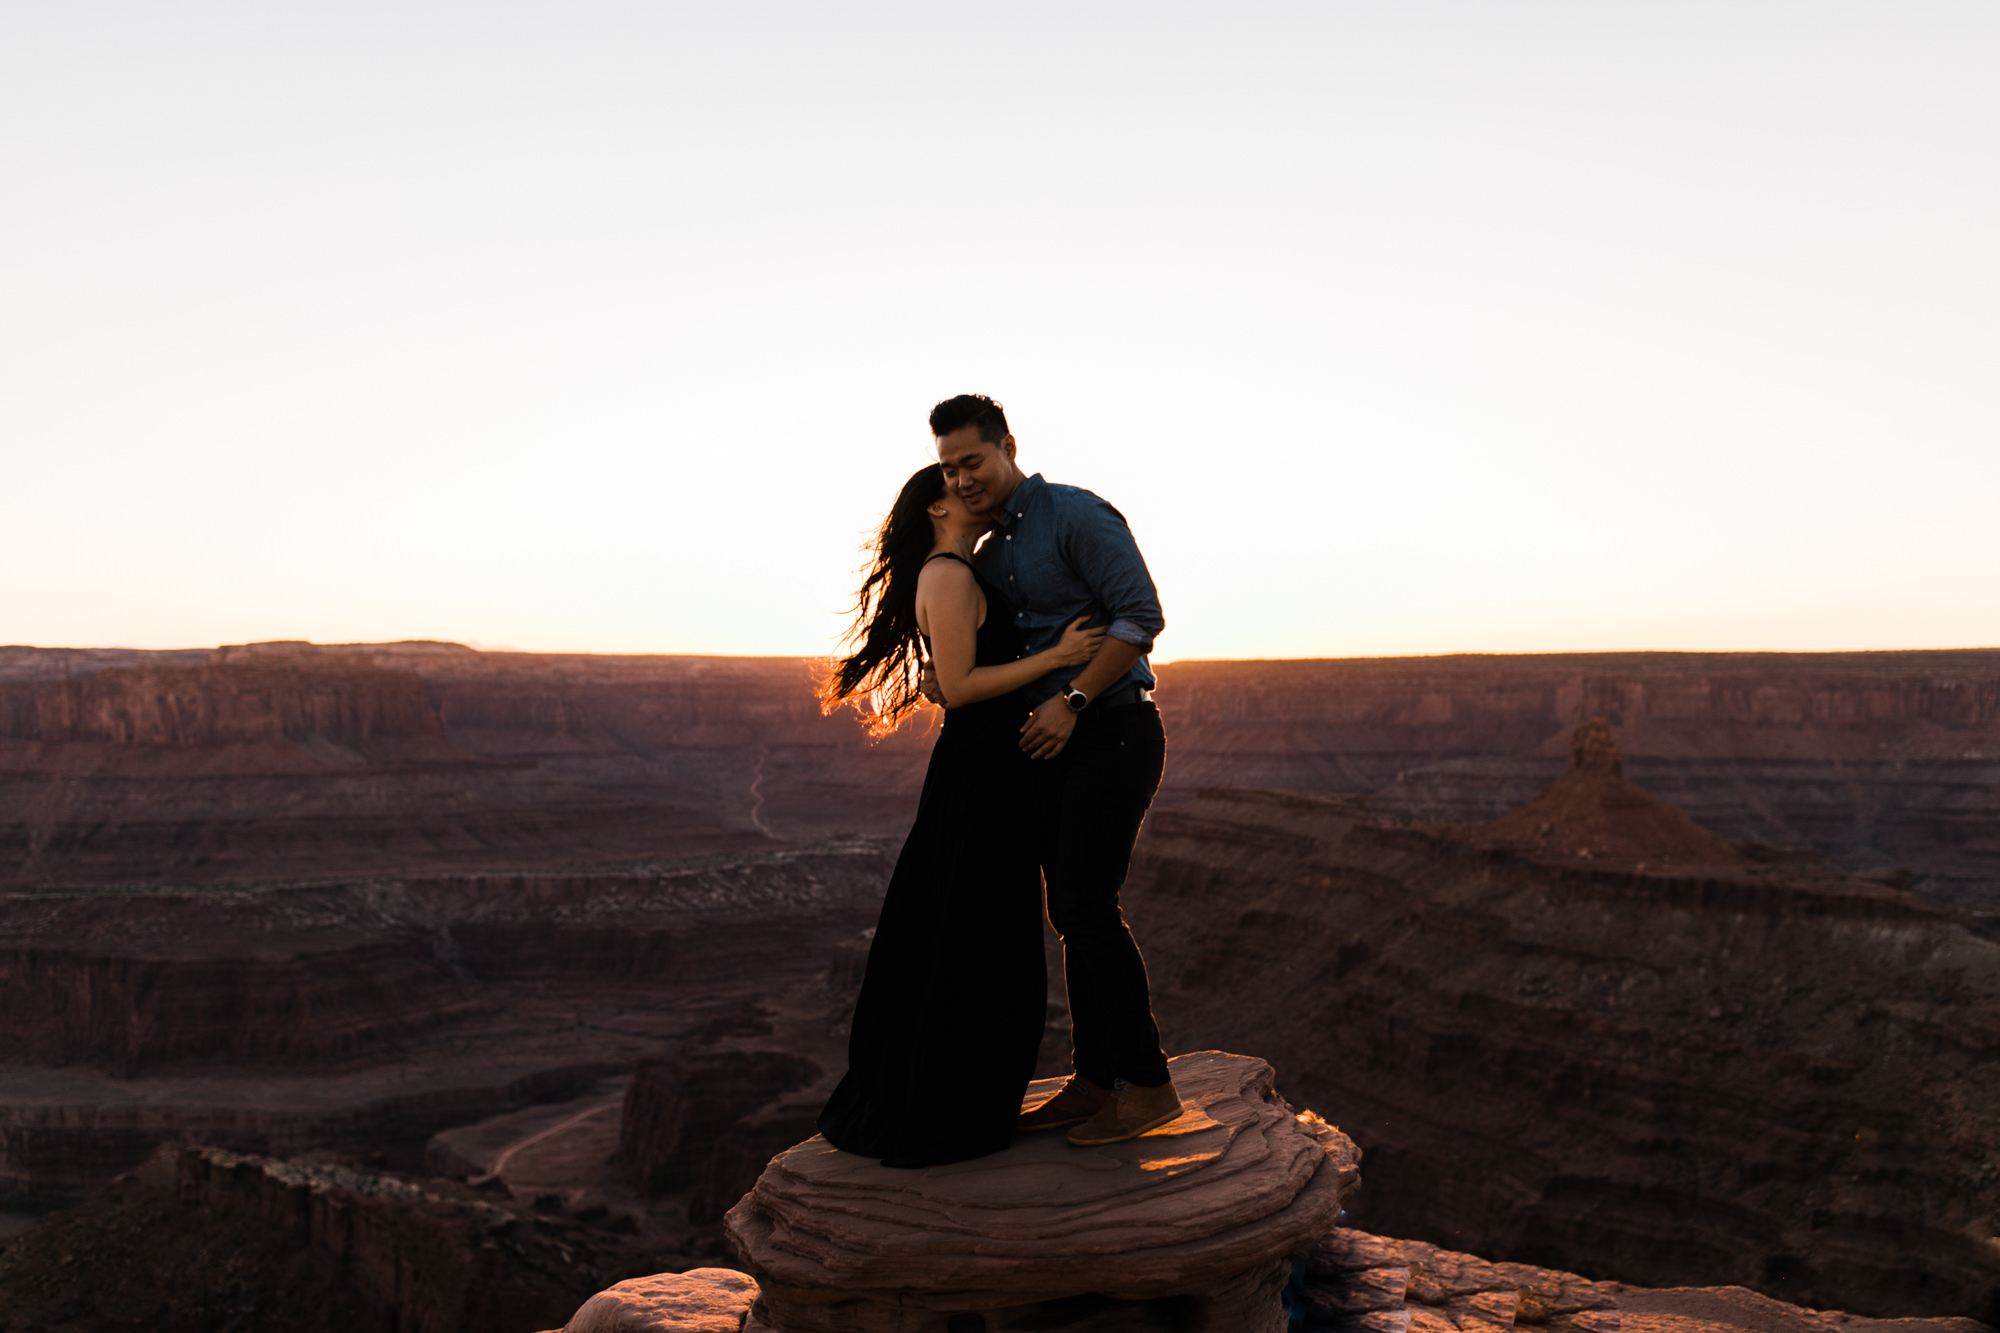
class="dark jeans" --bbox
[1034,701,1170,1090]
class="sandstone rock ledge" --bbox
[722,1050,1360,1333]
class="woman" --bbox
[815,463,1105,1168]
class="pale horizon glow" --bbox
[3,3,1996,661]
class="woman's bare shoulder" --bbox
[916,557,983,634]
[916,556,978,590]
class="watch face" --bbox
[1065,690,1087,712]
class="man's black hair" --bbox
[928,394,1009,445]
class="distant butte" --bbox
[1460,716,1828,877]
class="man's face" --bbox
[935,428,1019,516]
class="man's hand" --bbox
[1019,694,1077,760]
[918,663,945,706]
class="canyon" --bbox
[1158,652,2000,920]
[5,643,1996,909]
[1,640,1996,1329]
[599,723,2000,1323]
[1132,775,2000,1320]
[0,848,887,1200]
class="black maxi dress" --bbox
[816,557,1049,1167]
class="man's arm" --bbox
[1062,496,1164,655]
[1017,494,1163,761]
[1018,639,1143,760]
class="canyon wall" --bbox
[0,660,451,753]
[1158,652,2000,914]
[0,847,888,1200]
[0,1144,680,1333]
[0,643,928,886]
[0,659,768,887]
[408,647,935,844]
[4,637,1997,1320]
[4,642,1993,908]
[1126,783,2000,1322]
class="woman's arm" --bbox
[917,560,1105,708]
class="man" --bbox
[929,392,1179,1147]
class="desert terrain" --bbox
[1,641,1996,1329]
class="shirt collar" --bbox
[991,472,1045,530]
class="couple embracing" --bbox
[816,393,1179,1168]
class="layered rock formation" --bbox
[0,846,888,1201]
[1127,739,2000,1320]
[561,1269,762,1333]
[0,1143,691,1333]
[724,1052,1360,1331]
[613,924,1076,1232]
[1287,1228,1987,1333]
[6,637,1998,1324]
[6,641,1996,908]
[1157,651,2000,914]
[621,1048,825,1226]
[0,639,920,1217]
[369,643,937,845]
[0,653,766,886]
[1459,719,1752,872]
[1296,1226,1621,1333]
[549,1194,1990,1333]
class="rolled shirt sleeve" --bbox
[977,473,1164,704]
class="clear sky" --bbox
[3,2,1995,660]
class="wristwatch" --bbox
[1061,686,1090,713]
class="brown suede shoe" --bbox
[1018,1075,1112,1131]
[1066,1078,1183,1146]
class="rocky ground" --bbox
[1289,1227,1989,1333]
[530,1194,1999,1333]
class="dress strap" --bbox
[922,551,974,571]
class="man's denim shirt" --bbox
[974,473,1164,707]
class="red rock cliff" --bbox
[5,641,1995,901]
[1128,779,2000,1321]
[1155,651,2000,913]
[0,661,456,758]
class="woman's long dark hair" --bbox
[820,464,948,734]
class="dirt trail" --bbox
[478,1099,624,1182]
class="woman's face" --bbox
[928,485,989,535]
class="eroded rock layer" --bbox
[0,1144,692,1333]
[4,642,1996,909]
[543,1224,1991,1333]
[1157,652,2000,914]
[726,1052,1361,1331]
[1127,783,2000,1320]
[0,846,888,1200]
[0,655,765,886]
